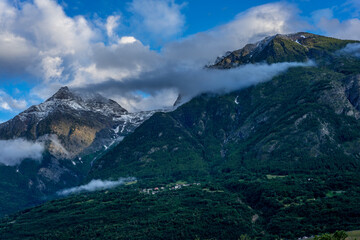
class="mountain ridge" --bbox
[211,32,359,69]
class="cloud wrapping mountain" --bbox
[341,43,360,57]
[0,138,44,166]
[57,178,136,195]
[82,61,315,110]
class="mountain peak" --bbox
[211,32,358,69]
[47,86,75,101]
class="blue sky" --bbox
[0,0,359,121]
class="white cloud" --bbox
[312,6,360,40]
[129,0,185,39]
[88,2,311,111]
[0,138,44,166]
[340,43,360,57]
[57,177,136,195]
[317,17,360,40]
[162,2,307,67]
[0,0,96,78]
[41,56,64,82]
[84,61,315,111]
[0,90,27,111]
[106,15,121,38]
[118,36,137,44]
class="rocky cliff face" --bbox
[0,86,155,159]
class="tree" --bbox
[314,230,348,240]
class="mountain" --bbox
[0,86,155,158]
[0,87,156,216]
[1,33,360,239]
[90,33,360,180]
[211,32,358,69]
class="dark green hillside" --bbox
[90,63,360,181]
[212,32,358,68]
[0,185,259,240]
[2,172,360,239]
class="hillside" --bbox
[1,33,360,239]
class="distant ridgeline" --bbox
[1,33,360,240]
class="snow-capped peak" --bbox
[20,86,128,122]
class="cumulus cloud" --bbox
[57,177,136,195]
[0,138,44,166]
[0,0,95,78]
[68,39,160,89]
[128,0,186,40]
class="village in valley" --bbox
[140,182,201,195]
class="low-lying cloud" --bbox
[57,177,136,196]
[83,61,315,111]
[340,43,360,58]
[0,138,44,166]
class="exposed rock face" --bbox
[0,86,155,158]
[344,74,360,111]
[173,94,183,107]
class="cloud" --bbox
[57,177,136,195]
[41,56,64,82]
[312,6,360,40]
[162,2,307,67]
[340,43,360,57]
[75,2,309,111]
[0,0,96,78]
[0,90,27,111]
[128,0,186,40]
[68,39,160,89]
[106,15,121,38]
[317,18,360,40]
[81,61,315,111]
[0,138,44,166]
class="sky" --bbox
[0,0,359,122]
